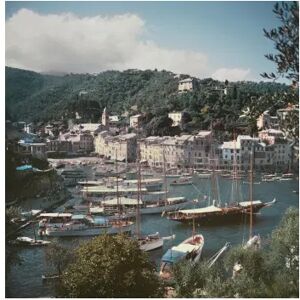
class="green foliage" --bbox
[6,67,290,134]
[262,1,299,82]
[59,234,163,298]
[45,241,74,275]
[173,207,299,298]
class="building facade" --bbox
[139,131,212,170]
[168,112,183,127]
[178,78,194,92]
[94,131,137,162]
[130,114,143,128]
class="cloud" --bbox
[6,9,209,76]
[212,67,251,82]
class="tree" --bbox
[265,207,299,297]
[45,241,74,276]
[261,2,299,83]
[172,207,299,298]
[59,234,163,297]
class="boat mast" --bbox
[32,221,37,242]
[115,148,121,233]
[249,144,254,240]
[163,147,168,208]
[136,142,141,238]
[231,131,239,204]
[209,123,219,206]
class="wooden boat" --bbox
[167,139,276,224]
[159,234,205,280]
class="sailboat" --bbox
[233,150,261,278]
[243,147,261,250]
[165,133,276,224]
[159,216,204,280]
[135,143,164,252]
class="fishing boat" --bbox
[159,234,205,280]
[14,236,51,246]
[170,177,193,186]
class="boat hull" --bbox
[168,204,267,225]
[139,238,164,251]
[45,224,133,237]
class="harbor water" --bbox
[6,166,299,297]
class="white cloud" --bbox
[6,9,209,76]
[212,67,251,82]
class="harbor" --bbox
[6,161,299,297]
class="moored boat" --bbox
[159,234,205,280]
[14,236,51,246]
[170,177,193,186]
[43,215,133,237]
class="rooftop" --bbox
[179,78,193,83]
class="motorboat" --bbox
[42,215,133,237]
[159,234,205,280]
[14,236,51,246]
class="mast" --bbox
[163,147,168,207]
[231,131,239,204]
[209,123,219,205]
[32,222,37,242]
[249,144,254,240]
[135,142,141,238]
[115,148,121,233]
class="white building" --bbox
[139,131,212,169]
[168,112,183,127]
[178,78,194,92]
[130,114,143,128]
[220,134,291,169]
[94,131,137,162]
[257,110,279,130]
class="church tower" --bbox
[101,107,109,127]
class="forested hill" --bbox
[6,66,289,125]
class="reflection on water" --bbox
[6,170,299,297]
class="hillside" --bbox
[5,67,289,127]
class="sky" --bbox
[5,1,282,81]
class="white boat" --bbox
[141,197,189,214]
[44,215,133,237]
[159,234,205,280]
[38,213,73,232]
[101,196,189,215]
[170,177,193,186]
[123,178,163,192]
[196,173,211,179]
[281,173,294,179]
[15,236,51,246]
[138,232,164,252]
[165,174,181,178]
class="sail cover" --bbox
[178,205,222,215]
